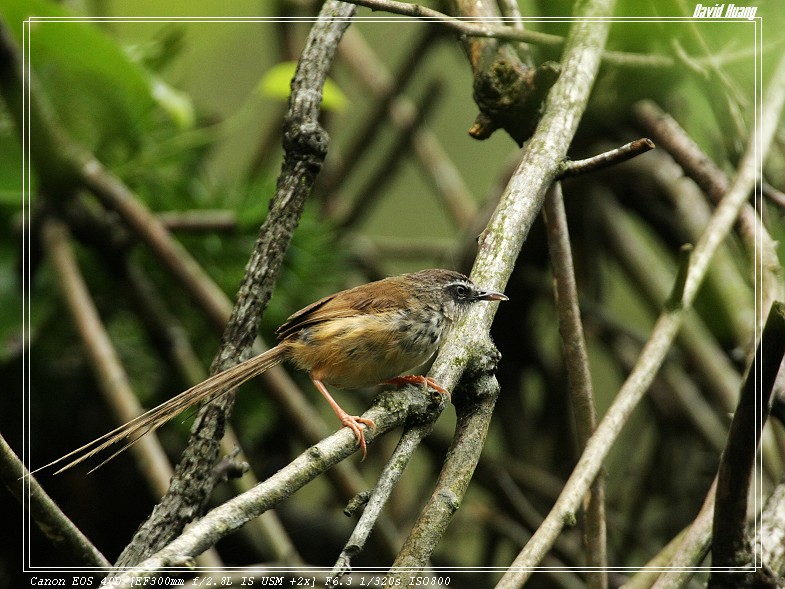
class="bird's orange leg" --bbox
[311,377,376,460]
[386,375,451,401]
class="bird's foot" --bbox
[311,376,376,460]
[386,375,452,402]
[339,414,376,460]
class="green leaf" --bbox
[151,77,195,129]
[257,61,348,112]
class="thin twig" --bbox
[543,182,607,589]
[559,138,655,178]
[1,434,111,569]
[331,423,439,575]
[496,47,785,589]
[349,0,563,47]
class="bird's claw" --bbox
[386,375,452,402]
[340,415,376,461]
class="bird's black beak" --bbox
[477,289,509,302]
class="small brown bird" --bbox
[42,269,507,473]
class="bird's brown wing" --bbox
[275,279,407,341]
[275,293,340,340]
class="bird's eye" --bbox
[453,284,468,298]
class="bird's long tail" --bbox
[35,345,288,475]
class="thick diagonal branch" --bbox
[383,0,617,576]
[112,1,356,569]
